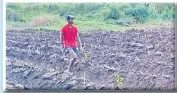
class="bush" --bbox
[125,7,149,23]
[6,8,22,22]
[107,7,120,20]
[104,19,131,26]
[6,3,175,30]
[161,12,175,20]
[104,19,117,25]
[87,7,110,20]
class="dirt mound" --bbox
[6,28,175,90]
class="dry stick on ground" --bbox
[84,71,86,87]
[103,65,116,71]
[82,51,88,87]
[114,45,116,51]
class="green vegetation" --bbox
[115,75,124,89]
[6,3,175,31]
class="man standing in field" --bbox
[60,15,83,72]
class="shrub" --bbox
[107,7,120,20]
[104,19,131,26]
[104,19,117,25]
[161,12,175,20]
[6,8,22,22]
[87,7,110,20]
[125,7,149,23]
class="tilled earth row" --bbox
[6,27,175,90]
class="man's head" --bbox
[66,15,75,25]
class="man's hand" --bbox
[79,47,84,53]
[60,44,64,53]
[76,33,83,53]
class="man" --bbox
[60,15,83,72]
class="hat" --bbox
[66,15,75,20]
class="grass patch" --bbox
[7,18,173,32]
[28,20,131,32]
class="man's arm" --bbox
[60,31,64,48]
[76,33,82,49]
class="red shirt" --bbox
[61,24,78,48]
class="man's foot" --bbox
[65,67,71,73]
[64,58,69,61]
[61,57,69,61]
[64,69,73,75]
[74,62,79,67]
[60,57,64,61]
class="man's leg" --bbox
[67,48,77,72]
[62,48,69,61]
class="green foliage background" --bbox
[6,3,175,31]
